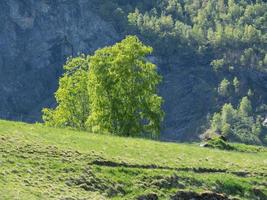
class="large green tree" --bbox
[43,36,163,138]
[86,36,164,137]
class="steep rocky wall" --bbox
[0,0,119,121]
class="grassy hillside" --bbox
[0,120,266,200]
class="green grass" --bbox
[205,137,266,153]
[0,120,266,199]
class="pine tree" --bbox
[239,96,252,117]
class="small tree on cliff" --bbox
[86,36,164,137]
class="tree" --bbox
[211,112,222,132]
[42,55,90,129]
[211,59,225,71]
[239,96,252,117]
[221,103,236,125]
[86,36,164,137]
[166,0,183,19]
[243,25,259,43]
[233,77,240,93]
[218,79,230,97]
[221,123,231,137]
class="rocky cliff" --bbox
[0,0,118,120]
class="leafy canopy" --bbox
[43,36,164,138]
[86,36,164,137]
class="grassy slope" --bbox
[0,120,266,200]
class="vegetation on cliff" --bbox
[89,0,267,144]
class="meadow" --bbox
[0,120,266,199]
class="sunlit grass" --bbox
[0,120,266,199]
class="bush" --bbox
[206,138,234,151]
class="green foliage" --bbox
[206,138,234,151]
[221,103,236,125]
[211,113,221,132]
[217,177,246,195]
[87,36,163,137]
[218,79,231,97]
[211,59,225,71]
[239,96,252,117]
[43,36,163,138]
[233,77,240,93]
[211,97,263,145]
[221,123,231,136]
[42,56,90,129]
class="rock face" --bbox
[158,57,214,141]
[0,0,118,121]
[0,0,213,140]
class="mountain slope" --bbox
[0,120,266,199]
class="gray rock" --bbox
[0,0,119,121]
